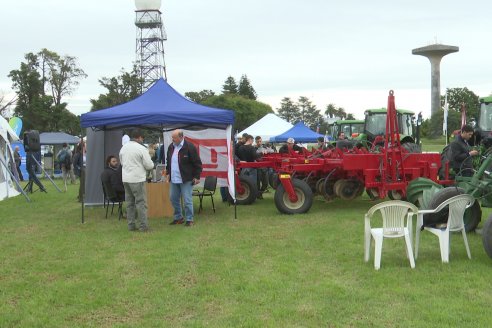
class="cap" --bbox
[287,137,295,144]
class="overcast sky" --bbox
[1,0,492,120]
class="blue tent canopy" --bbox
[80,78,234,130]
[270,122,324,143]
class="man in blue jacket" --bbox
[166,129,202,227]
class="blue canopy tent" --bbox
[81,78,233,130]
[79,78,235,206]
[270,122,324,143]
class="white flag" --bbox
[443,94,448,136]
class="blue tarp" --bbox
[270,122,324,143]
[80,78,234,129]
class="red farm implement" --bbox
[234,90,453,214]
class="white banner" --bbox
[163,127,234,200]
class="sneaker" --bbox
[139,226,151,232]
[170,218,184,225]
[185,221,194,227]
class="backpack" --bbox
[64,152,72,170]
[57,150,67,163]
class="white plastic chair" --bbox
[415,194,474,263]
[364,200,418,270]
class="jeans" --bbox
[240,168,257,185]
[124,182,148,230]
[170,181,194,222]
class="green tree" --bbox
[37,48,87,106]
[90,67,143,111]
[325,103,338,118]
[184,90,215,103]
[297,96,322,130]
[337,107,347,119]
[8,50,82,134]
[346,113,356,120]
[441,87,479,121]
[325,103,346,119]
[222,76,238,95]
[277,97,300,123]
[201,94,273,131]
[238,74,257,100]
[423,109,461,139]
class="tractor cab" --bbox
[360,108,419,151]
[476,96,492,147]
[330,119,364,140]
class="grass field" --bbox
[1,172,492,327]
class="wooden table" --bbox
[146,182,173,218]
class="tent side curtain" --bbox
[80,78,234,129]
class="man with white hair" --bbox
[278,137,303,154]
[166,129,202,227]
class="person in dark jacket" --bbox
[101,155,125,200]
[166,129,202,226]
[450,125,478,177]
[278,137,303,154]
[237,134,260,197]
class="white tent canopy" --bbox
[0,116,21,201]
[238,113,293,142]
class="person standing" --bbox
[56,143,72,191]
[119,129,154,232]
[450,125,479,177]
[13,146,24,181]
[166,129,202,227]
[73,141,85,202]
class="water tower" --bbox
[412,44,459,117]
[135,0,167,91]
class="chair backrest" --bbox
[203,175,217,193]
[366,200,418,237]
[434,194,475,231]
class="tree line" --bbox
[2,48,488,138]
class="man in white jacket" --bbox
[119,128,155,232]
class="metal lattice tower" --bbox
[135,1,167,91]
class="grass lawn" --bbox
[2,170,492,327]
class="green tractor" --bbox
[474,96,492,148]
[407,151,492,258]
[357,108,421,152]
[329,119,364,140]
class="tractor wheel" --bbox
[482,215,492,259]
[338,180,360,200]
[274,178,313,214]
[366,188,379,200]
[333,179,346,197]
[388,190,405,200]
[306,178,318,194]
[401,142,422,153]
[230,175,258,205]
[315,179,324,195]
[321,179,336,201]
[355,181,365,197]
[268,172,279,190]
[425,187,481,232]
